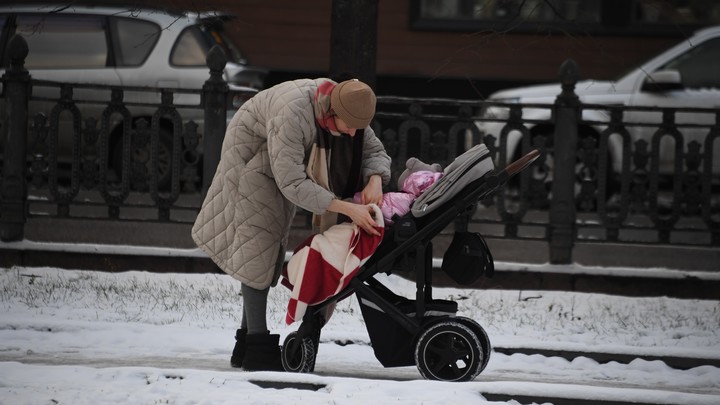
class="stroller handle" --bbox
[505,149,540,178]
[485,148,540,191]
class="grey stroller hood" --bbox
[410,143,494,217]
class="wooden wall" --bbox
[216,0,333,75]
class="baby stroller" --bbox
[280,145,540,382]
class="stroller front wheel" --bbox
[281,331,317,373]
[414,320,484,382]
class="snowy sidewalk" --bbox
[1,267,719,404]
[2,237,719,299]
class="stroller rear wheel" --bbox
[454,316,492,372]
[414,320,484,382]
[281,331,317,373]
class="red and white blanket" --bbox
[282,204,385,325]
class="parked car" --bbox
[0,4,264,188]
[475,25,720,193]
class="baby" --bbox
[354,170,443,225]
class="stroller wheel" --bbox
[414,320,483,382]
[454,316,492,372]
[281,331,317,373]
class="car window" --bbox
[170,26,207,66]
[204,27,247,65]
[15,14,108,69]
[170,24,247,67]
[110,17,160,67]
[660,37,720,89]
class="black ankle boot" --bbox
[230,328,247,368]
[242,332,284,371]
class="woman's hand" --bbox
[360,175,383,206]
[327,199,381,236]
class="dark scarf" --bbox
[308,80,364,229]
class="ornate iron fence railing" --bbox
[1,34,718,265]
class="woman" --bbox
[192,78,391,371]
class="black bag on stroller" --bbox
[442,231,495,285]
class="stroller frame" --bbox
[281,149,540,382]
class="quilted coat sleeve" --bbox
[267,113,337,215]
[361,126,392,187]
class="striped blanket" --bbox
[282,204,385,324]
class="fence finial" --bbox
[559,59,579,86]
[206,45,227,83]
[7,35,29,72]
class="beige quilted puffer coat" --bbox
[191,78,391,289]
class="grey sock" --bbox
[241,283,269,334]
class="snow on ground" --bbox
[0,264,719,404]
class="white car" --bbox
[476,25,720,187]
[0,5,263,187]
[0,4,266,90]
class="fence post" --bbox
[0,35,30,242]
[548,59,580,264]
[202,45,229,196]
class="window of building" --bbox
[0,15,6,40]
[0,15,8,64]
[411,0,720,35]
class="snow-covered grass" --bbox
[1,265,719,404]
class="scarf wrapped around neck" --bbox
[313,81,343,136]
[307,80,364,231]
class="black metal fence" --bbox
[0,35,238,239]
[1,35,718,265]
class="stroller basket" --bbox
[357,281,457,367]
